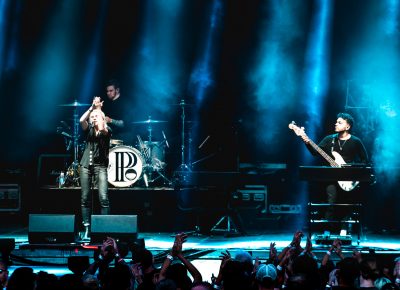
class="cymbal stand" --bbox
[147,116,153,142]
[65,103,81,186]
[177,100,191,172]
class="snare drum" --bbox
[108,146,143,187]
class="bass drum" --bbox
[108,145,143,187]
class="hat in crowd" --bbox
[256,264,277,282]
[234,250,253,264]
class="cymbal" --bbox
[131,119,168,124]
[59,100,91,107]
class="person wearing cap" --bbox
[256,264,277,290]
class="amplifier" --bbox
[314,234,352,245]
[0,184,20,212]
[269,204,302,214]
[232,185,268,213]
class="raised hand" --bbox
[304,236,312,253]
[219,250,232,270]
[171,232,187,257]
[130,263,143,284]
[332,239,341,251]
[100,237,118,262]
[92,96,103,109]
[253,257,260,274]
[269,242,277,261]
[352,249,362,262]
[291,230,304,248]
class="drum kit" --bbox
[57,99,192,188]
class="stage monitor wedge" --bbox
[91,215,138,244]
[28,214,76,244]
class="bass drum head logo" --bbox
[108,146,143,187]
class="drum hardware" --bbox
[137,135,151,162]
[176,99,194,172]
[57,122,73,151]
[132,118,171,187]
[131,116,167,142]
[136,135,171,187]
[110,139,124,146]
[58,100,90,187]
[59,101,91,107]
[191,152,218,167]
[131,118,168,124]
[162,130,169,148]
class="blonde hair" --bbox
[90,109,105,118]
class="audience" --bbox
[0,261,8,289]
[3,230,400,290]
[6,267,36,290]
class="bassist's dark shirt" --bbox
[308,134,368,165]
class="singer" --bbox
[79,96,111,240]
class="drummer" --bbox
[94,79,131,145]
[104,79,124,128]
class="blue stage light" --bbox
[22,1,82,135]
[302,0,333,144]
[0,0,11,77]
[80,0,107,103]
[189,0,223,104]
[384,0,399,35]
[345,0,400,184]
[128,0,184,118]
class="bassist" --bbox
[300,112,369,228]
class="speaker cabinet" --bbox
[28,214,76,244]
[91,215,138,244]
[0,184,21,212]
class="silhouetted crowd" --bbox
[1,231,400,290]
